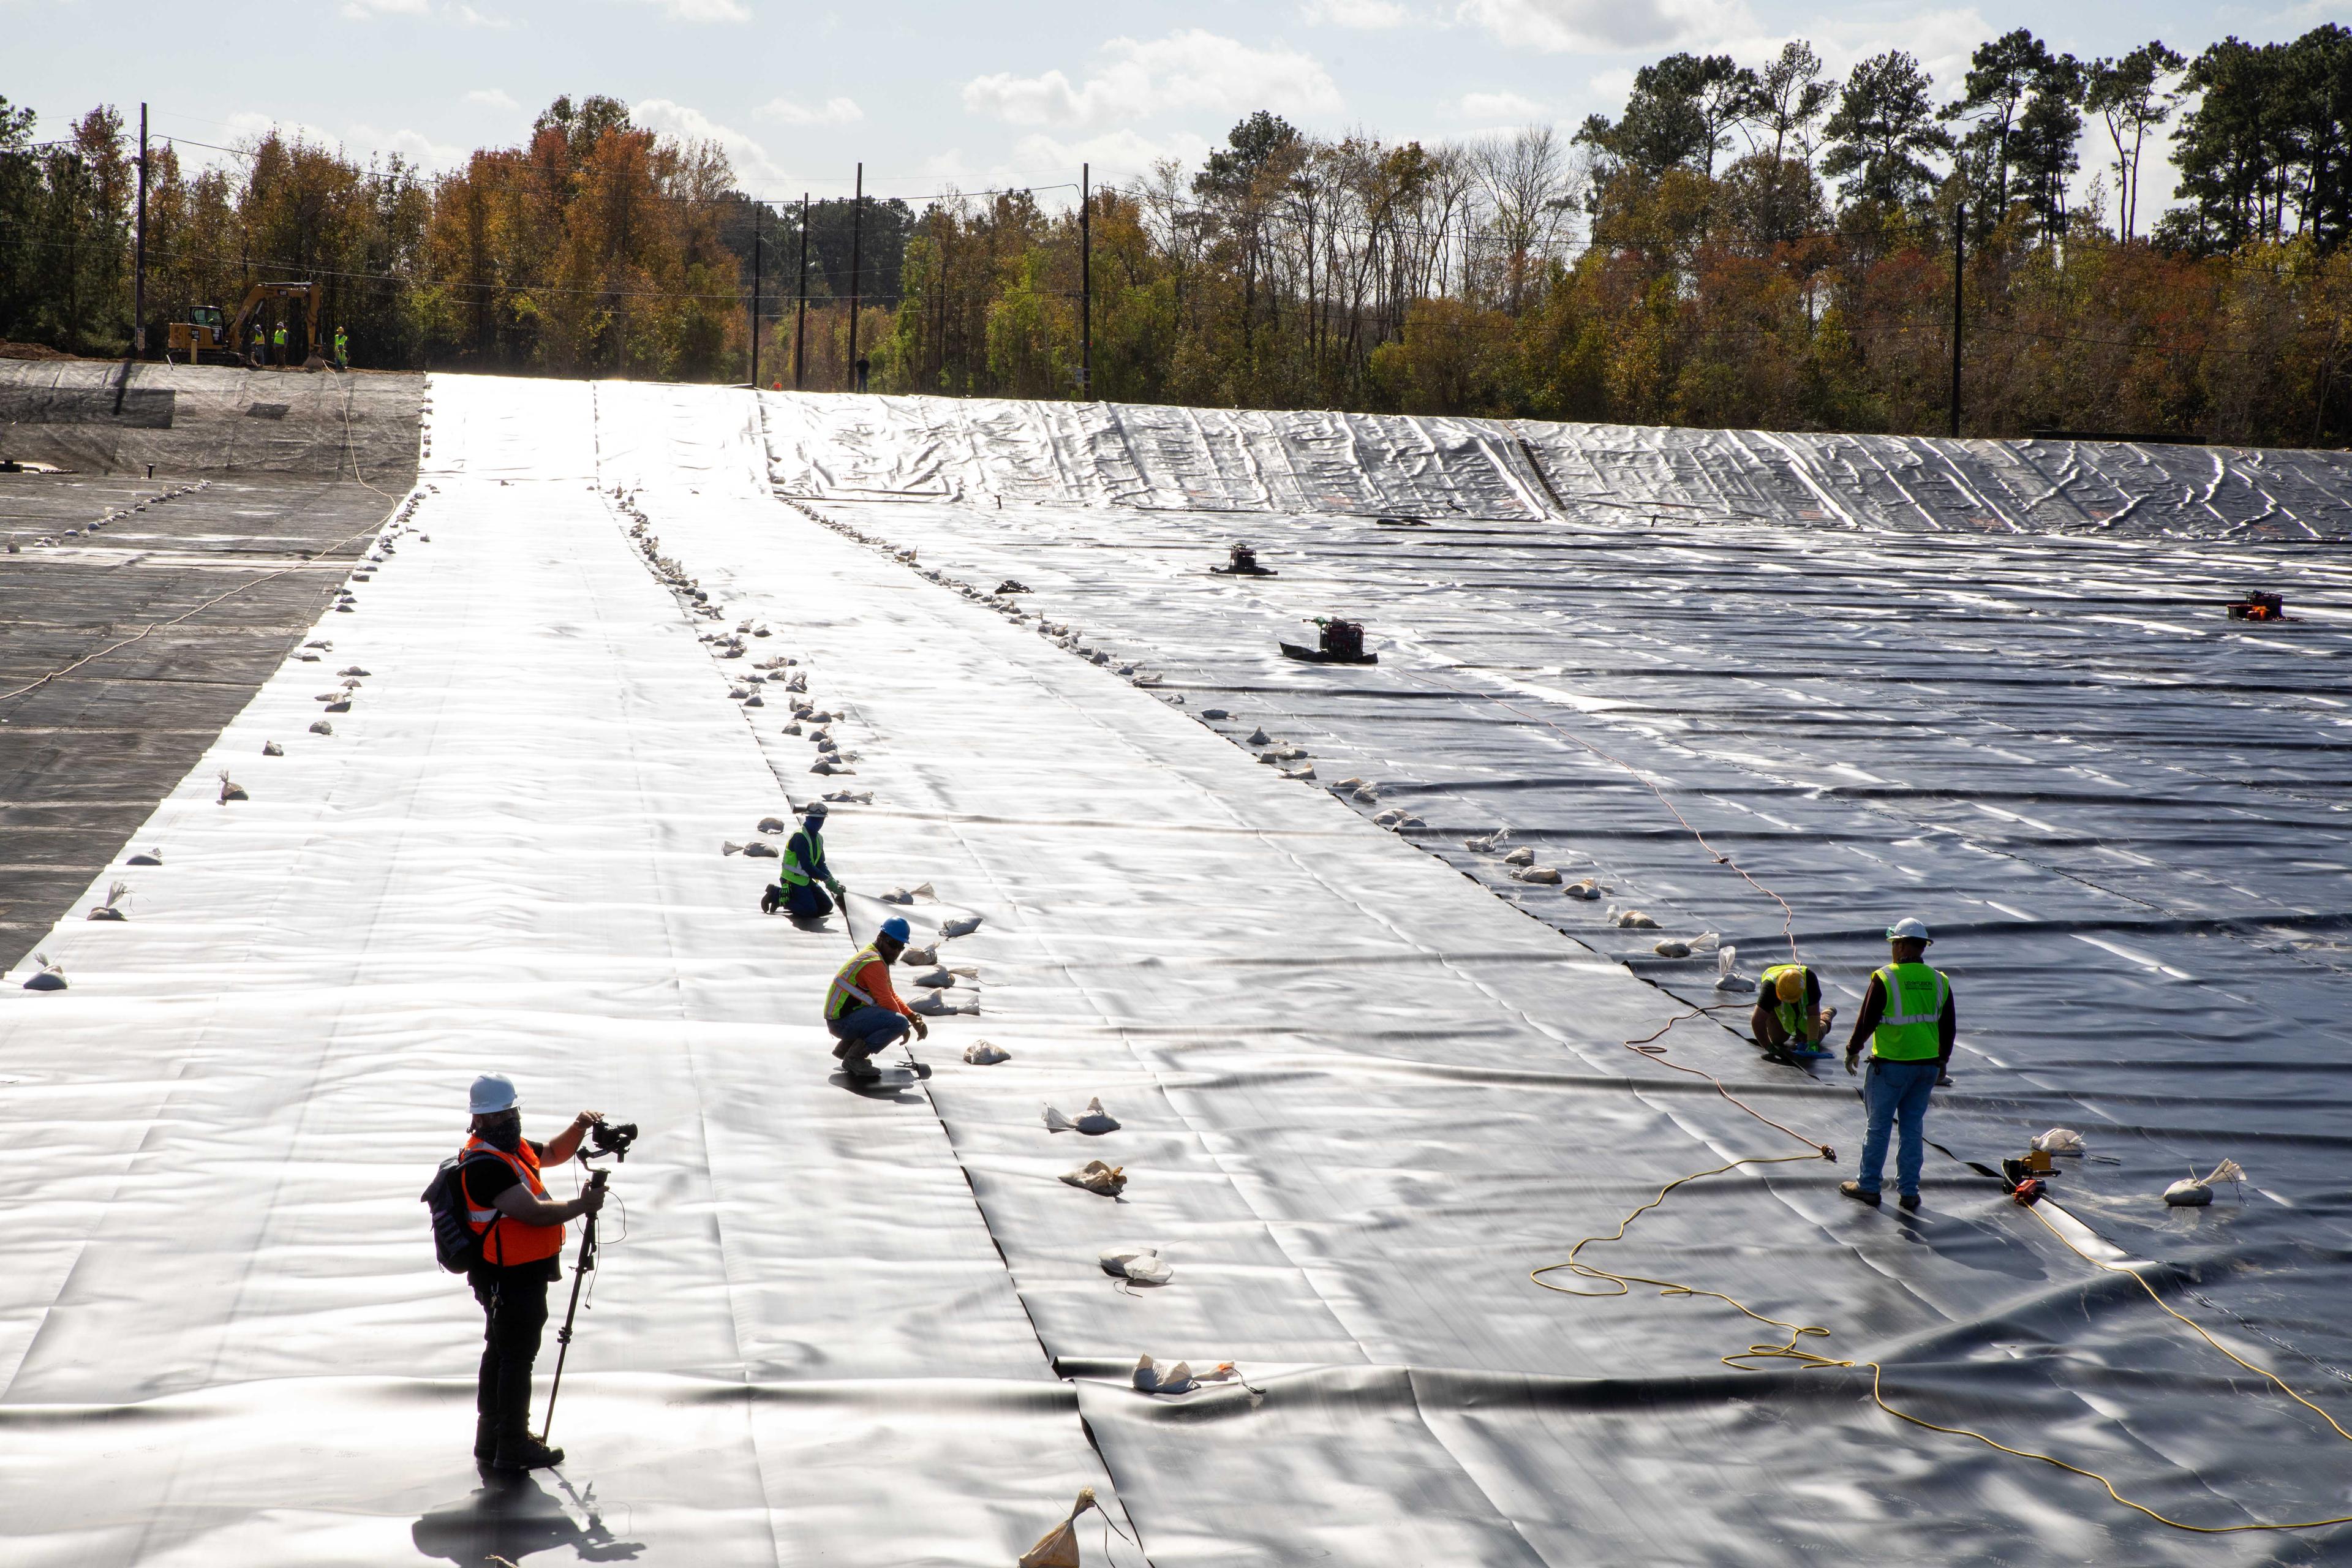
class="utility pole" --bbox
[748,199,762,390]
[1950,203,1964,440]
[793,194,809,391]
[1079,162,1091,401]
[134,103,147,358]
[846,162,863,390]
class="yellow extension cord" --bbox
[1533,1035,2352,1534]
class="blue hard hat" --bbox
[880,916,911,943]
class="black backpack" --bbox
[421,1152,502,1274]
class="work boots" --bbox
[474,1416,498,1463]
[492,1428,565,1471]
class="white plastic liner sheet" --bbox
[0,376,1114,1566]
[614,383,2352,1562]
[10,375,2351,1567]
[763,390,2352,539]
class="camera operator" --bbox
[458,1073,605,1471]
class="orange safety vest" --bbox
[460,1135,568,1266]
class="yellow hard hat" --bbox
[1775,968,1806,1002]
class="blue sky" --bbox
[14,0,2352,217]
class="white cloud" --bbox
[222,111,342,150]
[1455,0,1749,53]
[1460,89,1550,121]
[349,123,466,168]
[454,5,514,26]
[631,97,784,183]
[628,0,750,20]
[1011,127,1217,184]
[339,0,428,16]
[962,29,1343,129]
[756,96,864,126]
[1300,0,1414,28]
[465,88,519,110]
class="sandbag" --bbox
[1099,1247,1172,1284]
[962,1040,1009,1065]
[2165,1158,2245,1206]
[1017,1488,1099,1568]
[2032,1128,2086,1155]
[1044,1096,1119,1135]
[1061,1159,1127,1197]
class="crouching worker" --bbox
[762,801,845,919]
[458,1074,606,1470]
[824,914,927,1079]
[1752,962,1837,1059]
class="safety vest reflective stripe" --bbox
[1871,963,1950,1061]
[826,944,880,1019]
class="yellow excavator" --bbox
[168,281,326,369]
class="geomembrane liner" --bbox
[2,379,2347,1565]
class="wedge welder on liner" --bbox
[824,914,927,1078]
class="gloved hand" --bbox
[827,879,845,899]
[1844,1049,1860,1076]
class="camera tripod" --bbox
[535,1109,639,1446]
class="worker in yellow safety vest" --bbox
[1840,918,1955,1212]
[1751,962,1836,1059]
[272,322,287,364]
[761,801,845,919]
[824,914,926,1079]
[333,326,349,371]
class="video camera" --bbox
[586,1120,639,1163]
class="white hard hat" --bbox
[469,1072,519,1115]
[1886,918,1932,943]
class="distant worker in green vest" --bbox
[761,801,845,919]
[1841,918,1955,1212]
[249,320,268,368]
[334,326,349,371]
[272,321,287,365]
[1751,961,1836,1060]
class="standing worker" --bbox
[1841,918,1955,1212]
[334,325,349,371]
[249,318,268,368]
[454,1074,606,1470]
[1752,960,1836,1060]
[271,319,287,367]
[761,800,845,919]
[824,915,927,1079]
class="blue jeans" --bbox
[1858,1058,1939,1197]
[827,1005,908,1060]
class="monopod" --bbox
[538,1166,606,1446]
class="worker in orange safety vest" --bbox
[456,1072,606,1471]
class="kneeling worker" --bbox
[763,801,845,919]
[458,1074,606,1469]
[1841,918,1955,1212]
[825,914,927,1078]
[1752,961,1836,1058]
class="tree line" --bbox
[7,32,2352,447]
